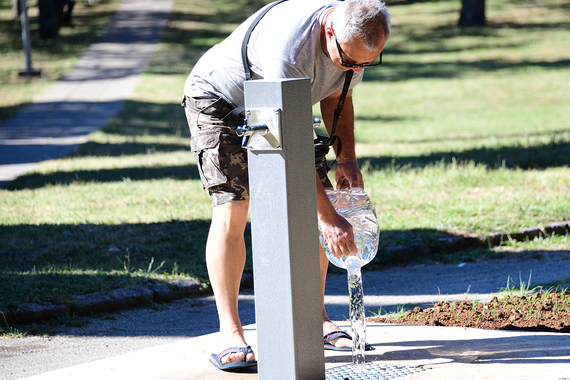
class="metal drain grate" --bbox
[326,363,428,380]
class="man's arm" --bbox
[315,88,363,258]
[319,88,364,189]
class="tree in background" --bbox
[459,0,485,26]
[12,0,22,18]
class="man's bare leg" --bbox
[206,200,255,364]
[320,244,352,349]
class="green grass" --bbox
[0,0,123,122]
[1,0,569,309]
[365,163,570,232]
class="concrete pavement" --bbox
[0,254,567,380]
[19,320,570,380]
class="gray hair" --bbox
[331,0,392,51]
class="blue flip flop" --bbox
[324,330,372,351]
[209,345,257,371]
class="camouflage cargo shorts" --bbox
[182,95,333,206]
[182,95,249,206]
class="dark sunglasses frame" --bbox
[332,28,383,68]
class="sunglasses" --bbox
[332,26,383,68]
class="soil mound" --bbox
[368,291,570,333]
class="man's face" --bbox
[334,35,383,69]
[326,25,386,73]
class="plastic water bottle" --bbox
[318,187,380,368]
[318,187,380,272]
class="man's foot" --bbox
[323,321,351,350]
[210,345,257,371]
[216,333,256,366]
[221,345,256,365]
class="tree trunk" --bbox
[458,0,486,26]
[38,0,59,38]
[12,0,22,18]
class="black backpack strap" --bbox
[240,0,351,169]
[221,106,245,121]
[241,0,289,81]
[329,69,353,157]
[314,70,353,170]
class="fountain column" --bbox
[244,78,325,379]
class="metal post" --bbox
[18,0,42,77]
[245,78,325,379]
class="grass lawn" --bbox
[1,0,569,310]
[0,0,122,122]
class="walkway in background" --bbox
[0,0,176,186]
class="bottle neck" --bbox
[345,257,362,276]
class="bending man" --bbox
[182,0,391,370]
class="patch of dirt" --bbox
[368,291,570,333]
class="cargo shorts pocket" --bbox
[192,132,228,190]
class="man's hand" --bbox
[335,161,363,189]
[316,171,357,258]
[320,212,357,258]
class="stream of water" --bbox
[348,267,366,368]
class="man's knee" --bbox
[212,200,249,229]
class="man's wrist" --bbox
[336,155,357,164]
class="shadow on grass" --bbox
[0,9,118,55]
[368,128,570,145]
[8,220,565,306]
[0,219,232,306]
[3,163,200,190]
[386,19,570,53]
[1,98,194,191]
[100,100,190,139]
[358,138,570,171]
[0,220,486,307]
[355,114,420,123]
[5,121,569,191]
[0,100,188,142]
[363,57,570,82]
[151,0,570,79]
[145,0,274,75]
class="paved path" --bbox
[2,252,570,379]
[0,0,175,186]
[8,321,570,380]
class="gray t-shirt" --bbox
[184,0,364,109]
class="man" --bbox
[182,0,391,370]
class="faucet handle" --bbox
[237,123,269,148]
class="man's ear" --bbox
[325,24,335,41]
